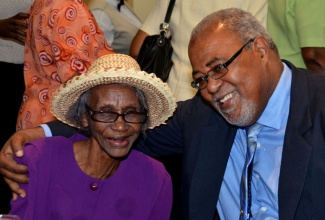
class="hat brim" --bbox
[50,67,177,129]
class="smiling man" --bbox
[188,8,325,219]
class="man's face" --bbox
[189,26,271,127]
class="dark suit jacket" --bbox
[49,60,325,220]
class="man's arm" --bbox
[47,120,79,137]
[301,47,325,75]
[0,120,78,199]
[296,1,325,75]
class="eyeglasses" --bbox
[191,38,254,90]
[85,105,147,124]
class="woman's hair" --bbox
[65,84,149,134]
[190,8,278,55]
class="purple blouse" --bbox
[10,134,172,219]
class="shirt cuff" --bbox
[39,124,53,137]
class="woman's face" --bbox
[84,84,144,158]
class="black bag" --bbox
[136,0,176,82]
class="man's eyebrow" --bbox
[206,57,219,67]
[192,57,219,77]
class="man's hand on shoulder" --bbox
[0,127,45,200]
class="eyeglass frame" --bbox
[191,38,255,90]
[85,105,148,124]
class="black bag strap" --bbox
[164,0,176,23]
[160,0,176,37]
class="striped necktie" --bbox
[240,122,263,220]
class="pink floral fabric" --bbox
[17,0,114,130]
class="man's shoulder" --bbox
[289,61,325,110]
[177,94,214,114]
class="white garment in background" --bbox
[90,0,141,54]
[0,0,34,64]
[140,0,268,101]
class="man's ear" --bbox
[254,36,269,59]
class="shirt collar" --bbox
[257,62,292,129]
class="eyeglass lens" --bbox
[191,38,254,90]
[86,105,147,124]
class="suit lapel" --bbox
[278,61,312,219]
[189,108,237,219]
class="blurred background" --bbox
[126,0,157,21]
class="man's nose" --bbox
[206,77,223,94]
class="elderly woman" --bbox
[9,54,176,219]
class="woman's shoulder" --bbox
[23,134,82,159]
[127,150,170,179]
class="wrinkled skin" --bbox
[77,84,142,168]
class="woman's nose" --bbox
[111,116,128,131]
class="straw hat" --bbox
[50,54,177,129]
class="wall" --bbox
[126,0,157,22]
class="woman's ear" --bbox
[81,113,89,128]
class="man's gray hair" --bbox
[190,8,278,55]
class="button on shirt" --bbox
[217,62,292,219]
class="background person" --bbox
[0,0,33,213]
[267,0,325,74]
[87,0,142,54]
[16,0,114,131]
[9,54,175,219]
[4,7,325,220]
